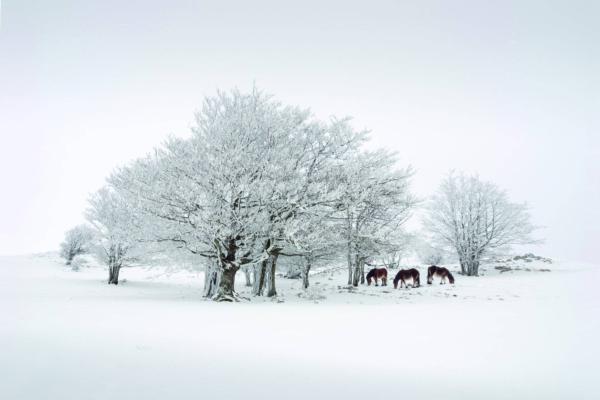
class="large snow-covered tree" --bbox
[425,172,538,276]
[109,88,366,301]
[59,224,95,266]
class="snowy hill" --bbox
[1,253,599,399]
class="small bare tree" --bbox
[59,225,94,266]
[425,172,538,276]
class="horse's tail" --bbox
[447,271,455,284]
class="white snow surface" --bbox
[2,254,599,399]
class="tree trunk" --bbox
[457,250,467,275]
[108,264,120,285]
[302,257,312,289]
[465,256,480,276]
[266,253,279,297]
[253,259,267,296]
[347,243,353,285]
[347,262,353,285]
[204,260,221,298]
[213,263,238,302]
[359,258,365,284]
[244,267,252,287]
[352,254,361,287]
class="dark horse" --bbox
[366,268,388,286]
[393,268,420,289]
[427,266,455,284]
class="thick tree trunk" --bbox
[108,264,120,285]
[213,263,238,302]
[465,257,480,276]
[266,253,279,297]
[459,249,481,276]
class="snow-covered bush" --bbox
[413,238,445,265]
[59,225,95,265]
[69,256,88,271]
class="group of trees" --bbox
[60,88,538,301]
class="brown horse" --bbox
[427,266,455,284]
[393,268,420,289]
[366,268,388,286]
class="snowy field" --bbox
[2,254,599,400]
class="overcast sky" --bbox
[0,0,598,262]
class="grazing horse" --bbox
[366,268,388,286]
[393,268,420,289]
[427,266,455,284]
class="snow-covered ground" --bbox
[2,254,599,399]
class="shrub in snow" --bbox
[59,225,94,265]
[69,256,88,271]
[298,285,327,302]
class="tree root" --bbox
[211,291,249,302]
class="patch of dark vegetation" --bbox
[512,253,552,263]
[494,265,551,273]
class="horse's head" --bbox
[365,268,375,284]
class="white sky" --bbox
[0,0,598,262]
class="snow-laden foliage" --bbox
[334,151,416,286]
[85,188,145,284]
[59,224,95,266]
[424,172,538,276]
